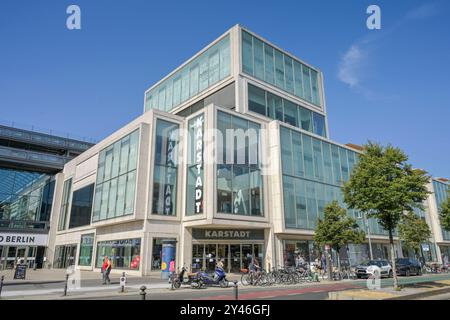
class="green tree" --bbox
[398,212,431,261]
[342,142,430,289]
[439,190,450,232]
[314,201,366,278]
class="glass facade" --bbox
[152,119,179,216]
[433,180,450,240]
[95,238,141,270]
[248,84,326,137]
[69,184,94,229]
[78,233,94,266]
[280,126,387,235]
[0,167,54,230]
[216,111,263,216]
[92,130,139,222]
[186,114,204,215]
[145,35,231,113]
[242,30,321,107]
[58,178,72,231]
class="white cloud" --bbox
[337,45,366,88]
[405,3,438,20]
[337,3,438,95]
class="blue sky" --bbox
[0,0,449,178]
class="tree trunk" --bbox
[388,229,398,290]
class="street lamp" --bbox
[360,212,374,260]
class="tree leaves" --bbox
[398,212,431,254]
[313,201,366,253]
[440,190,450,231]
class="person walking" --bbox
[101,256,112,285]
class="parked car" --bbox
[395,258,422,276]
[355,259,393,279]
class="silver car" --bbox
[355,259,393,279]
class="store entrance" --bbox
[0,246,46,270]
[54,244,77,269]
[192,243,264,273]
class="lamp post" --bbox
[361,212,374,260]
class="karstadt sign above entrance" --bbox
[192,229,265,240]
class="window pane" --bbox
[253,37,264,80]
[242,31,253,75]
[181,69,189,102]
[116,174,126,217]
[248,84,266,116]
[264,44,275,84]
[217,164,232,213]
[313,139,324,181]
[339,148,349,182]
[111,141,120,179]
[99,180,109,220]
[158,87,166,110]
[292,131,304,177]
[280,128,292,175]
[128,130,139,171]
[267,92,283,121]
[313,113,326,137]
[172,76,181,106]
[219,36,230,79]
[331,145,342,185]
[284,56,294,94]
[283,175,296,228]
[302,65,312,102]
[199,56,209,92]
[97,151,105,184]
[310,69,320,106]
[107,178,117,219]
[283,100,298,127]
[299,107,312,132]
[232,166,250,215]
[165,81,173,111]
[250,167,263,216]
[190,63,199,97]
[322,142,333,184]
[302,134,314,178]
[125,171,136,214]
[295,178,307,228]
[293,61,303,98]
[92,184,102,222]
[274,49,285,89]
[119,137,130,175]
[208,49,220,85]
[103,146,113,182]
[306,181,317,229]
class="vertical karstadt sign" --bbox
[194,115,204,214]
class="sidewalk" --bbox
[329,279,450,300]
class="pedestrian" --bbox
[101,256,112,285]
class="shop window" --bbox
[78,233,94,266]
[96,238,141,270]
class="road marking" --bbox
[259,295,275,299]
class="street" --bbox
[2,272,450,300]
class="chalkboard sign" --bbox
[14,264,27,280]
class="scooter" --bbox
[171,266,203,289]
[195,267,229,288]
